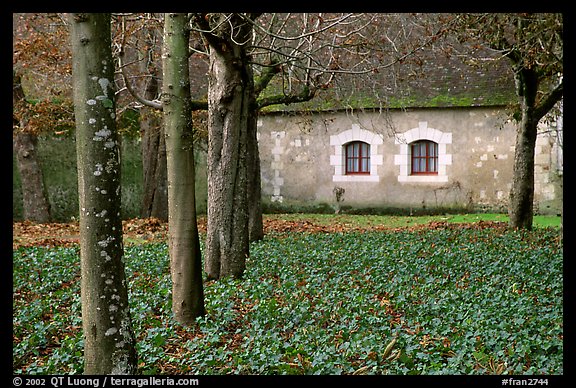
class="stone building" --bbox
[256,105,562,215]
[251,27,563,216]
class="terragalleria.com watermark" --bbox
[13,376,199,388]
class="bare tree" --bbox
[189,13,447,279]
[115,14,169,220]
[447,13,563,230]
[190,13,257,280]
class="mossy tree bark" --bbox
[70,13,138,374]
[508,68,538,230]
[162,13,205,324]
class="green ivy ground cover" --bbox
[13,227,563,375]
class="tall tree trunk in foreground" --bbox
[13,71,51,223]
[200,14,254,280]
[70,13,138,374]
[162,13,205,325]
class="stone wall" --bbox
[256,106,563,215]
[13,106,562,221]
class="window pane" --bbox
[430,143,438,172]
[361,157,369,172]
[413,144,420,157]
[363,144,370,172]
[412,158,420,173]
[352,158,359,172]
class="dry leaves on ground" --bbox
[12,217,507,249]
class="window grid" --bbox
[411,141,438,175]
[345,141,370,175]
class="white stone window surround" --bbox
[330,124,383,182]
[394,121,452,183]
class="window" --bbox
[394,122,451,182]
[345,141,370,174]
[330,125,382,182]
[411,140,438,174]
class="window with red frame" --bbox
[345,141,370,174]
[411,140,438,174]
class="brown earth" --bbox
[12,216,508,250]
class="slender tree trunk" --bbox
[139,53,168,220]
[205,30,252,280]
[70,13,138,374]
[13,71,51,223]
[141,114,168,220]
[140,75,168,221]
[509,68,538,230]
[247,105,264,242]
[162,13,205,325]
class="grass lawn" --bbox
[263,212,562,229]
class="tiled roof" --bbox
[261,42,517,112]
[390,50,516,108]
[186,19,518,113]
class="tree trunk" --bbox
[13,71,51,223]
[247,105,264,242]
[139,43,168,221]
[140,100,168,220]
[509,68,538,230]
[70,13,138,375]
[162,13,205,325]
[13,132,51,223]
[204,26,253,280]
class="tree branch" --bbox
[254,61,282,95]
[257,85,316,110]
[117,15,163,110]
[189,13,230,55]
[534,79,563,122]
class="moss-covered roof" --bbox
[186,22,518,114]
[260,45,517,113]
